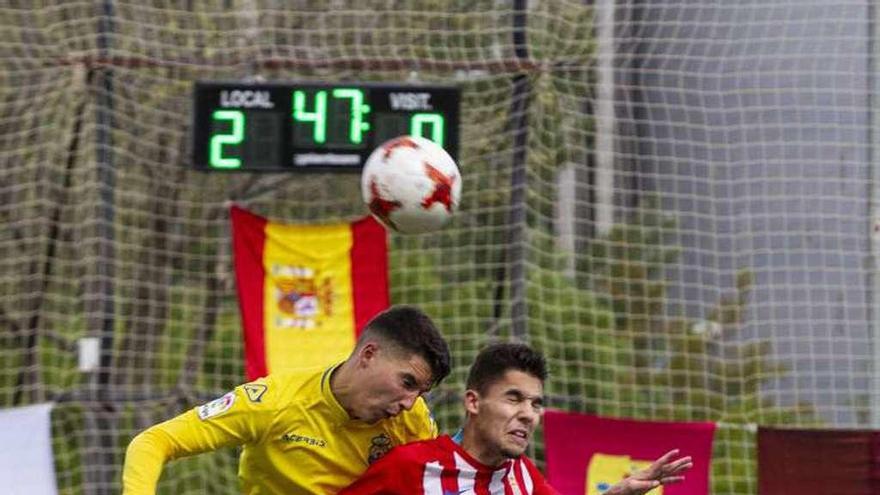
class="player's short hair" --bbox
[358,305,451,387]
[466,342,547,394]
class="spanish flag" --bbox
[230,205,389,380]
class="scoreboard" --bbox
[191,81,460,172]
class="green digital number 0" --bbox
[209,110,245,169]
[410,113,445,147]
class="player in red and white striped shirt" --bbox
[340,342,556,495]
[340,342,692,495]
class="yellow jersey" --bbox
[122,364,437,494]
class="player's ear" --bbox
[463,389,480,415]
[355,341,379,368]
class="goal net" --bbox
[1,1,875,494]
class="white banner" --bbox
[0,403,58,495]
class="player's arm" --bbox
[122,378,275,495]
[603,449,692,495]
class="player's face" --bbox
[354,346,434,423]
[467,370,544,465]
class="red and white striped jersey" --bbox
[339,434,558,495]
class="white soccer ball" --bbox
[361,135,461,234]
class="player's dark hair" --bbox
[359,305,451,387]
[466,342,547,394]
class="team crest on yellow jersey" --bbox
[271,264,334,329]
[367,433,393,464]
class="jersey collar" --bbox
[451,428,464,444]
[439,434,514,473]
[320,362,351,425]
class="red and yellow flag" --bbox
[544,410,716,495]
[230,205,389,380]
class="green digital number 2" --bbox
[209,110,245,169]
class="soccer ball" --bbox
[361,135,461,234]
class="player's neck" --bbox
[460,426,507,468]
[328,360,358,419]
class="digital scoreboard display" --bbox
[191,82,460,172]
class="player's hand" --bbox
[603,449,693,495]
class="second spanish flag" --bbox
[231,205,389,380]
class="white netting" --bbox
[1,1,877,494]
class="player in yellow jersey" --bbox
[122,305,451,494]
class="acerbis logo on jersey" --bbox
[281,431,327,448]
[197,392,236,420]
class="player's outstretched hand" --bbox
[603,449,693,495]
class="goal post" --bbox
[1,2,877,494]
